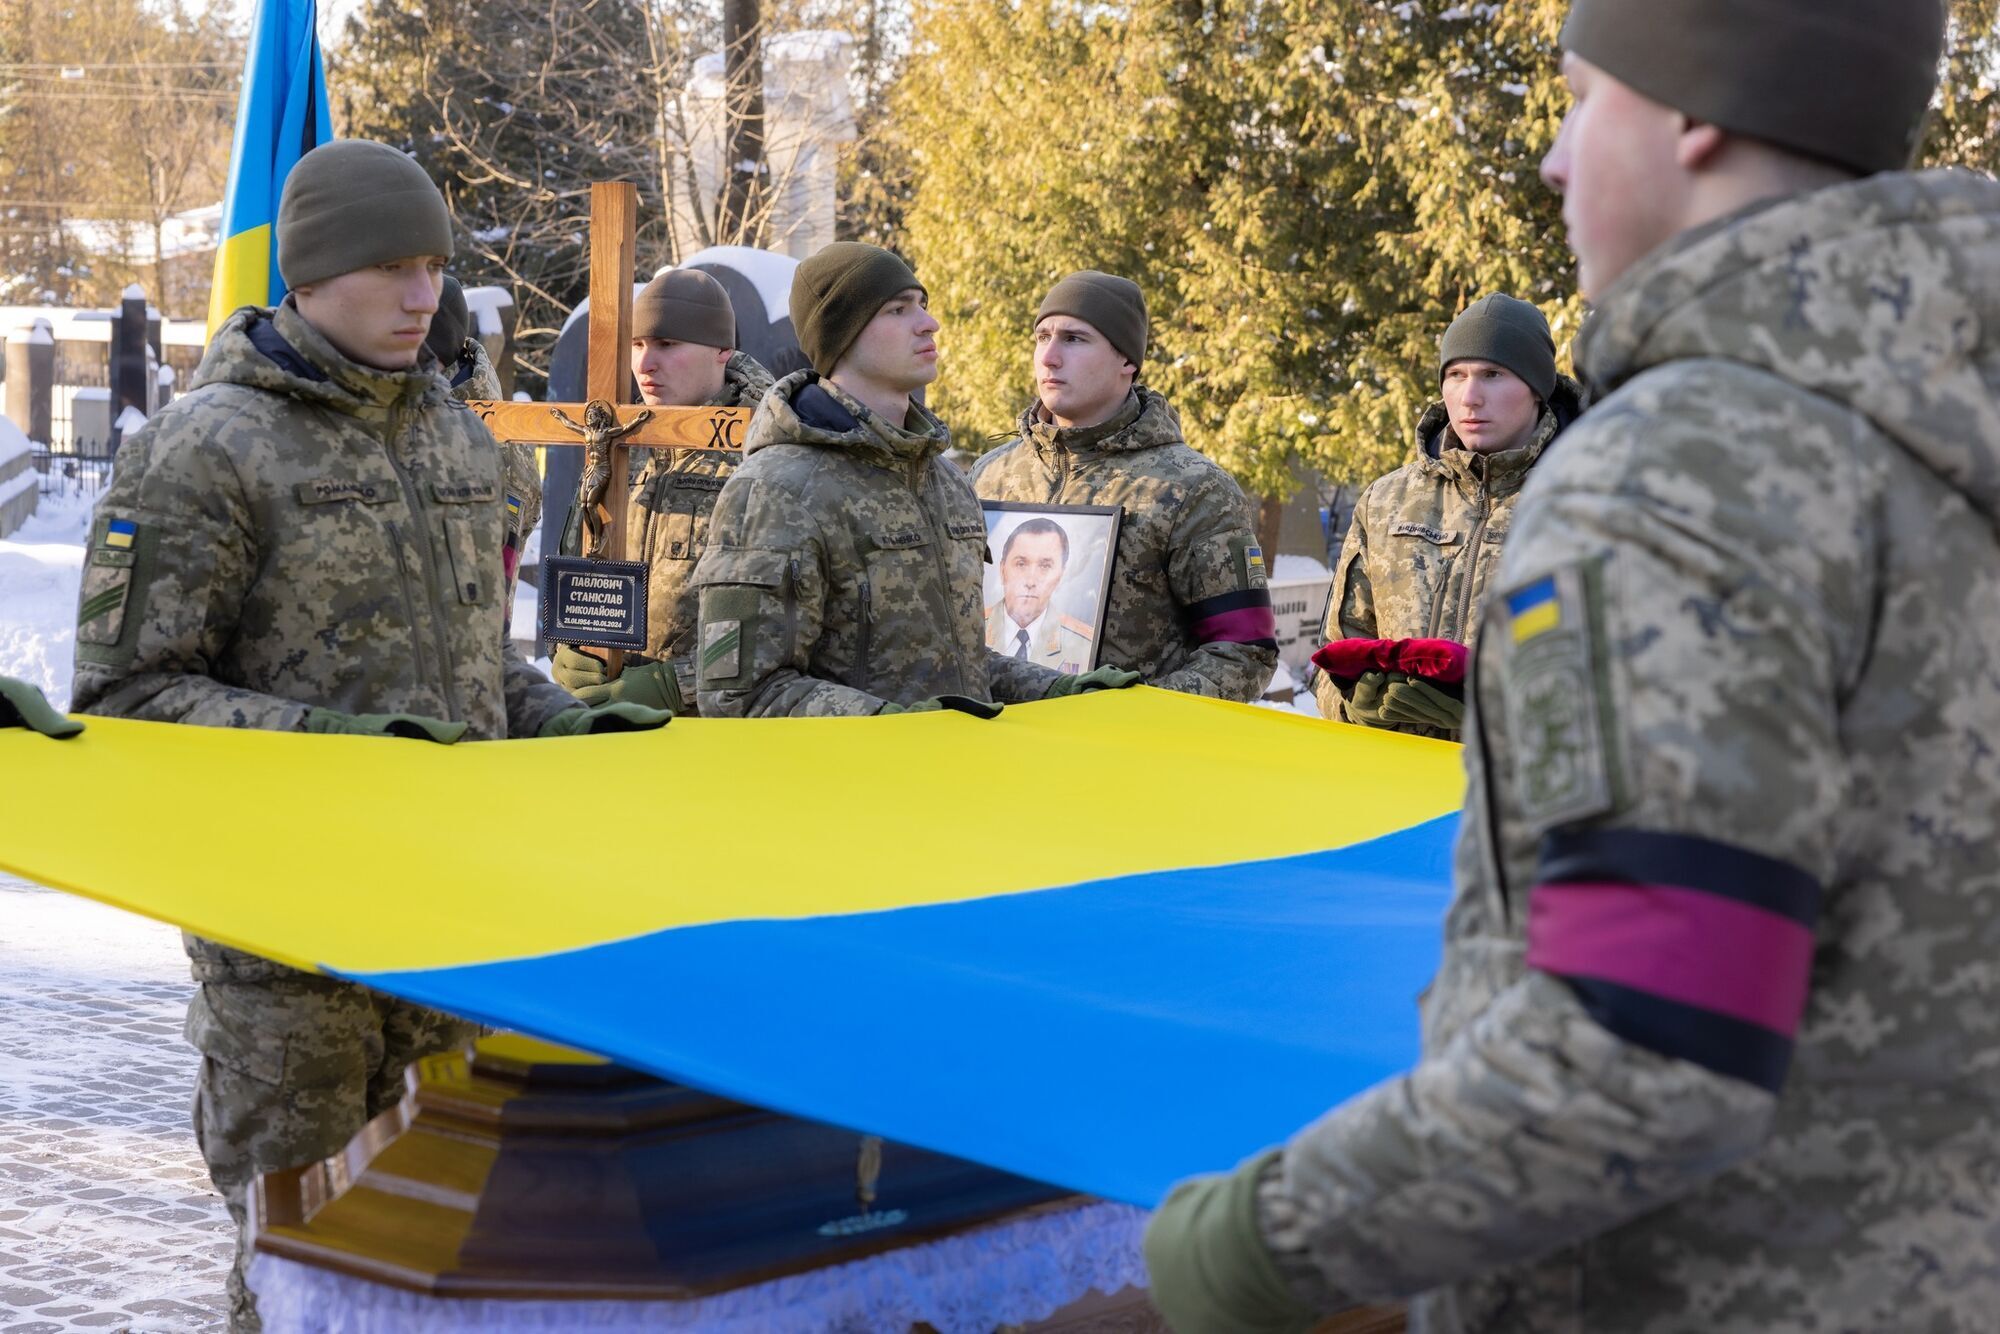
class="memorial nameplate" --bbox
[539,555,650,652]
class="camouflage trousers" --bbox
[184,967,477,1332]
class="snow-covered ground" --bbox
[0,877,231,1330]
[0,485,93,711]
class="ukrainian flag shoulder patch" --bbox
[1507,576,1560,643]
[103,518,138,551]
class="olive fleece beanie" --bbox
[1561,0,1945,177]
[278,139,454,289]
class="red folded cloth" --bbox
[1311,637,1469,686]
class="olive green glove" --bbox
[0,675,83,739]
[303,709,466,743]
[554,648,684,714]
[1339,669,1393,728]
[550,643,610,695]
[1143,1150,1316,1334]
[1379,675,1464,731]
[538,701,673,737]
[875,694,1005,720]
[1044,665,1144,698]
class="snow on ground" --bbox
[0,877,231,1330]
[0,486,94,710]
[1254,659,1323,718]
[1272,553,1331,583]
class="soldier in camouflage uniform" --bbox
[971,272,1276,702]
[694,243,1137,716]
[427,275,542,635]
[1145,3,2000,1331]
[69,140,667,1332]
[1311,296,1582,738]
[548,269,774,715]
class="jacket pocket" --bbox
[442,512,484,605]
[662,474,726,562]
[429,479,498,607]
[691,546,794,689]
[858,526,943,684]
[185,983,287,1085]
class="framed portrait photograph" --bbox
[980,501,1123,674]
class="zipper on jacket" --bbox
[383,399,464,722]
[858,576,876,680]
[1453,495,1493,640]
[1469,654,1513,925]
[786,557,802,649]
[904,462,973,693]
[384,519,428,684]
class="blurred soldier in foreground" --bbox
[547,269,775,715]
[70,140,668,1331]
[1147,2,2000,1330]
[1311,295,1581,739]
[971,272,1276,701]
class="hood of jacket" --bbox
[1413,373,1584,496]
[717,351,776,409]
[446,337,503,402]
[742,368,948,467]
[193,299,441,422]
[1014,386,1184,458]
[1576,168,2000,527]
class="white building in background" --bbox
[670,31,858,262]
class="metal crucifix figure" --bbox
[555,399,655,560]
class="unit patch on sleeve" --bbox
[1494,561,1619,831]
[77,515,142,648]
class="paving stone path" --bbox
[0,877,231,1331]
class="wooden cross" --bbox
[466,180,754,673]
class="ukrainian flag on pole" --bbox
[204,0,333,340]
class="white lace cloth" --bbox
[250,1200,1148,1333]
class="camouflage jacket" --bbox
[1310,380,1581,735]
[71,299,580,743]
[1261,171,2000,1332]
[557,353,773,701]
[693,370,1062,716]
[443,337,541,633]
[969,389,1277,702]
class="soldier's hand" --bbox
[538,701,673,737]
[1143,1150,1316,1334]
[1379,676,1464,731]
[1339,670,1394,728]
[550,644,611,695]
[876,695,1005,720]
[0,675,84,739]
[1044,665,1144,698]
[568,659,684,714]
[303,709,467,744]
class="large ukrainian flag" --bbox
[204,0,333,340]
[0,690,1460,1206]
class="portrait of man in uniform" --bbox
[981,503,1121,675]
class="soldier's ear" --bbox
[1676,119,1729,172]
